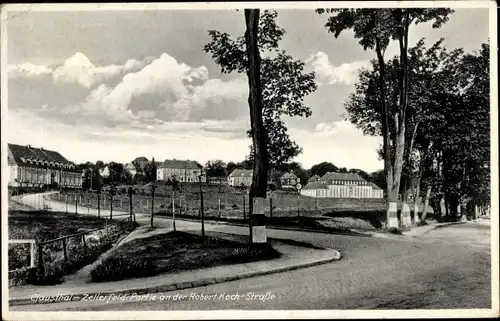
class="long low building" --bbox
[301,172,383,199]
[8,143,83,189]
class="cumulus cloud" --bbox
[307,51,369,86]
[7,63,52,78]
[52,52,146,88]
[98,53,210,114]
[8,53,147,88]
[170,78,248,121]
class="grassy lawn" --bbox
[89,231,281,283]
[51,185,435,233]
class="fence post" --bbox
[62,239,68,262]
[243,194,246,220]
[38,244,44,274]
[270,198,273,218]
[30,241,36,268]
[75,198,78,214]
[218,198,221,219]
[82,234,88,255]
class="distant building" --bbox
[157,159,205,183]
[280,172,298,190]
[300,182,329,198]
[300,172,383,199]
[228,169,253,187]
[308,174,320,183]
[7,143,83,189]
[124,162,137,176]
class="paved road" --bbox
[10,193,492,310]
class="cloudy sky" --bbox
[3,4,490,172]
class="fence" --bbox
[36,215,133,273]
[52,187,392,221]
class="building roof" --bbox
[302,182,328,190]
[8,143,78,171]
[308,174,320,182]
[369,182,383,190]
[280,172,297,180]
[229,169,253,178]
[158,159,202,170]
[321,172,366,182]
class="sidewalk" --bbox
[9,235,341,306]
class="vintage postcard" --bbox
[1,1,498,319]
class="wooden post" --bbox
[62,239,68,262]
[172,191,176,232]
[30,241,36,268]
[297,193,300,218]
[218,198,221,219]
[38,244,44,274]
[243,194,246,220]
[97,192,101,218]
[270,197,273,218]
[82,234,87,255]
[65,194,68,213]
[199,176,205,238]
[75,198,78,214]
[110,195,113,220]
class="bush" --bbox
[90,257,157,282]
[232,204,239,210]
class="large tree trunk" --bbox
[421,184,431,223]
[245,9,269,245]
[393,12,411,228]
[375,36,398,230]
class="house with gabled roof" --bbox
[308,174,321,183]
[7,143,82,189]
[280,172,298,190]
[228,169,253,187]
[157,159,205,183]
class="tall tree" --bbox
[244,9,269,245]
[309,162,339,177]
[317,8,454,229]
[204,10,317,170]
[205,160,228,178]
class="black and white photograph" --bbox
[1,1,498,319]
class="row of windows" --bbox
[320,180,368,185]
[16,167,82,185]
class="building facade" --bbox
[301,172,383,199]
[156,159,205,183]
[8,144,83,189]
[280,172,298,189]
[228,169,253,187]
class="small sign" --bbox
[295,183,302,190]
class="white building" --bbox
[301,172,383,199]
[157,159,205,183]
[7,143,83,189]
[228,169,252,187]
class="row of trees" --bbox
[316,8,489,226]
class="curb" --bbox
[9,249,342,307]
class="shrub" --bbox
[90,257,157,282]
[232,204,239,210]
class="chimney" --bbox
[27,145,31,149]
